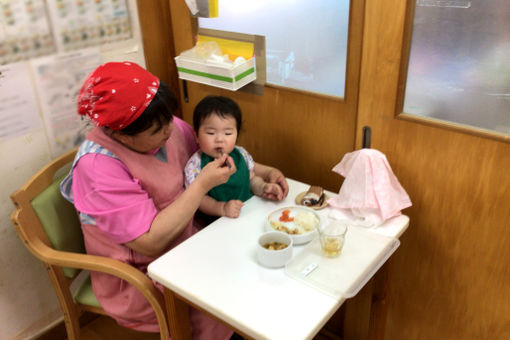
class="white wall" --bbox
[0,1,145,338]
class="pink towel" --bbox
[327,149,412,226]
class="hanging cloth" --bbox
[327,149,412,227]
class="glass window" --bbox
[198,0,350,97]
[403,0,510,135]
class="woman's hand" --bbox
[265,168,289,199]
[196,154,236,192]
[253,163,289,200]
[260,182,284,201]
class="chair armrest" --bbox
[37,245,169,339]
[40,247,162,300]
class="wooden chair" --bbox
[10,148,169,340]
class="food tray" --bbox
[285,226,400,298]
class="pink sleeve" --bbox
[173,116,199,153]
[72,153,158,244]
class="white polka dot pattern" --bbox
[77,62,160,130]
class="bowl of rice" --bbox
[265,206,321,245]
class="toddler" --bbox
[185,95,283,218]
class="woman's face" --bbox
[196,113,238,158]
[116,120,174,153]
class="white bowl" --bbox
[265,206,321,245]
[256,231,293,268]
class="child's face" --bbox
[196,113,238,158]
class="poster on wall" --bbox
[30,48,101,157]
[0,62,42,140]
[46,0,133,52]
[0,0,56,65]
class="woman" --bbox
[60,62,288,339]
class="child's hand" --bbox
[261,183,284,201]
[223,200,243,218]
[266,169,289,198]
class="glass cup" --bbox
[318,221,347,257]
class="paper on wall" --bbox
[0,0,56,65]
[0,62,42,141]
[45,0,133,52]
[30,48,102,157]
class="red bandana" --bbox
[77,62,160,130]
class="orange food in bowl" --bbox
[279,209,294,222]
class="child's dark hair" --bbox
[193,95,242,133]
[120,82,177,136]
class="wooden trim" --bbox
[394,0,415,121]
[264,83,346,102]
[345,0,366,106]
[397,113,510,143]
[136,0,182,117]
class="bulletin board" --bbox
[0,0,145,157]
[0,0,134,65]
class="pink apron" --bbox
[74,120,232,339]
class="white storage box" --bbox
[175,55,256,91]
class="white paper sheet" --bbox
[30,48,101,157]
[0,0,56,65]
[0,62,42,140]
[45,0,133,52]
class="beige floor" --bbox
[37,314,160,340]
[73,316,161,340]
[39,313,341,340]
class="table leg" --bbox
[367,260,391,340]
[164,287,192,340]
[343,259,392,340]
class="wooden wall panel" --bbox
[179,83,356,191]
[357,1,510,339]
[136,0,181,115]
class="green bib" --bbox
[200,148,253,202]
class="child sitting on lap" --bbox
[185,95,283,218]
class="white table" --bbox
[148,178,409,340]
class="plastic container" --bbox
[175,55,256,91]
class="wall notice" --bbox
[30,48,101,157]
[0,62,42,140]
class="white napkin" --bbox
[184,0,199,15]
[327,149,412,228]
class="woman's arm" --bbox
[253,162,289,200]
[126,154,236,256]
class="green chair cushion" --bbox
[31,174,85,278]
[73,274,101,308]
